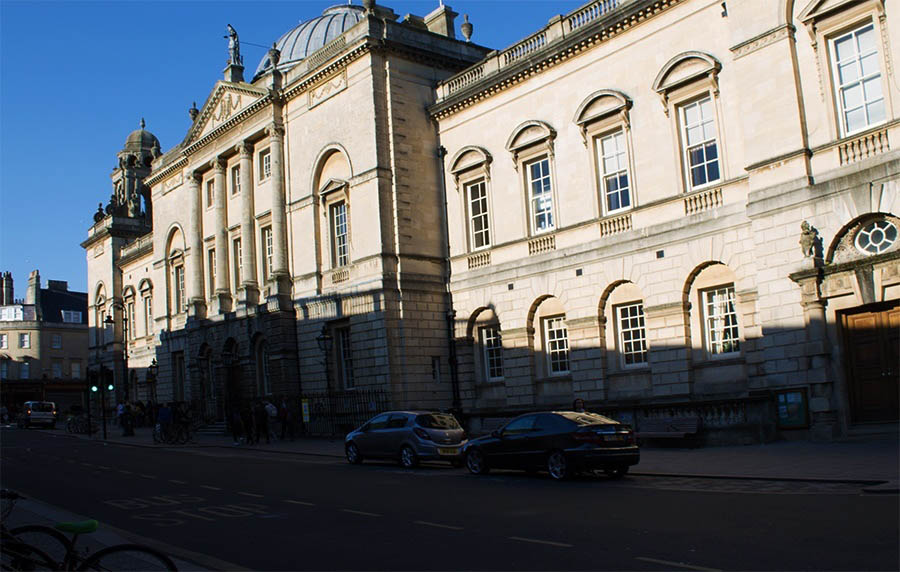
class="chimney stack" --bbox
[424,3,458,39]
[0,272,13,305]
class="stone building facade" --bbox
[0,270,89,411]
[85,0,898,442]
[434,0,899,441]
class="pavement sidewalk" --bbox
[52,421,900,490]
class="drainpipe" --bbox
[437,145,461,416]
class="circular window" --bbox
[855,220,898,255]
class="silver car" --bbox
[345,411,467,468]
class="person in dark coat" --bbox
[230,408,243,445]
[240,404,256,445]
[253,400,270,444]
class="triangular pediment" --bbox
[185,82,269,145]
[799,0,864,23]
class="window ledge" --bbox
[694,355,744,368]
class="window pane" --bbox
[834,34,855,62]
[706,154,720,182]
[689,145,706,167]
[842,83,863,109]
[860,52,880,77]
[856,25,875,52]
[862,76,883,101]
[686,125,703,146]
[691,164,707,187]
[684,102,700,125]
[845,107,866,132]
[867,99,886,124]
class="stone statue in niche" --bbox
[799,221,818,258]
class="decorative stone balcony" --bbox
[528,234,556,255]
[467,251,491,269]
[599,213,632,236]
[838,126,890,165]
[330,268,349,284]
[684,186,723,215]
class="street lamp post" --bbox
[147,358,158,404]
[104,313,128,401]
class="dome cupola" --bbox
[254,4,366,80]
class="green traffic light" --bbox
[91,385,98,392]
[107,384,114,391]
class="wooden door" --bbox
[842,303,900,423]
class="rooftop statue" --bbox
[226,24,242,66]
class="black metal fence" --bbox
[299,389,391,436]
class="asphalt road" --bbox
[2,428,897,571]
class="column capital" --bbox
[236,141,253,157]
[210,157,227,173]
[189,170,203,185]
[266,123,285,139]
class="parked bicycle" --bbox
[64,416,98,436]
[1,489,177,571]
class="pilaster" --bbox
[237,142,259,307]
[212,157,232,314]
[187,171,207,318]
[266,123,291,307]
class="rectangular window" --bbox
[127,301,136,339]
[479,325,504,380]
[832,23,885,135]
[431,356,442,382]
[543,316,569,375]
[467,180,491,250]
[259,148,271,180]
[336,327,354,389]
[0,334,7,349]
[52,362,62,379]
[231,165,241,195]
[173,265,185,313]
[330,201,349,267]
[262,227,273,280]
[680,96,720,190]
[207,248,216,298]
[173,351,186,401]
[617,302,647,366]
[206,180,214,208]
[0,360,7,379]
[703,285,741,355]
[19,333,30,349]
[61,310,82,323]
[51,334,62,349]
[527,157,554,233]
[144,296,153,335]
[20,361,29,379]
[233,238,243,291]
[71,361,82,379]
[598,130,631,213]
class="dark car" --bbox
[345,411,467,468]
[462,411,639,480]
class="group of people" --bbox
[230,398,296,446]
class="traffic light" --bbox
[107,383,114,392]
[91,385,99,393]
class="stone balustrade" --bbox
[684,186,723,215]
[528,234,556,255]
[467,251,491,269]
[838,126,890,165]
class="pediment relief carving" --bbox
[187,83,268,144]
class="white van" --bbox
[18,401,57,428]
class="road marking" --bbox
[139,474,157,479]
[508,536,573,548]
[81,462,94,467]
[238,492,264,498]
[285,500,315,506]
[414,520,463,531]
[341,509,380,517]
[98,465,111,470]
[635,557,721,571]
[118,470,132,474]
[169,479,187,484]
[200,485,222,491]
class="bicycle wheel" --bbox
[9,525,72,568]
[0,535,58,571]
[76,544,177,571]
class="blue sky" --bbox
[0,0,582,295]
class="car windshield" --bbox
[31,403,55,412]
[557,411,618,425]
[415,413,461,429]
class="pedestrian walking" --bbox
[279,398,296,441]
[230,408,243,445]
[240,403,256,445]
[254,400,270,444]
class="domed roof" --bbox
[254,4,366,79]
[123,119,160,153]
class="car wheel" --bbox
[605,466,629,479]
[547,450,571,481]
[400,445,419,469]
[465,448,489,475]
[345,442,363,465]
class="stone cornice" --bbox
[730,24,794,60]
[145,156,188,187]
[429,0,681,120]
[789,250,900,282]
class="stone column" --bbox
[187,171,207,318]
[212,158,232,314]
[236,142,259,306]
[795,275,836,441]
[266,123,291,304]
